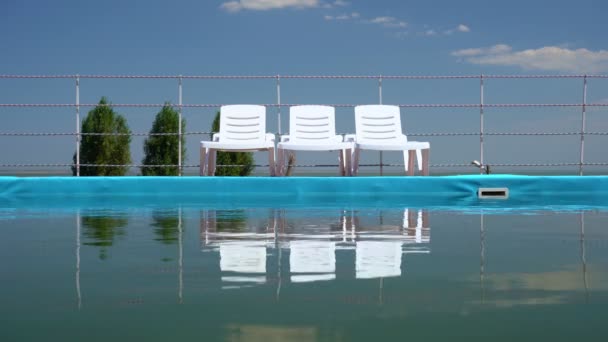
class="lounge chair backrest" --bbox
[219,105,267,143]
[354,105,406,144]
[289,105,337,144]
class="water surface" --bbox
[1,207,607,341]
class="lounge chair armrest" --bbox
[344,134,356,142]
[279,135,291,143]
[332,135,344,143]
[265,133,276,142]
[212,133,221,142]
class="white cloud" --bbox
[220,0,320,12]
[457,24,470,32]
[451,44,511,57]
[324,12,359,20]
[424,24,471,37]
[369,16,407,28]
[321,0,349,8]
[451,47,485,57]
[488,44,512,54]
[441,24,471,36]
[370,16,393,24]
[452,44,608,73]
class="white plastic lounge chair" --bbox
[348,105,430,176]
[200,105,276,176]
[277,105,353,176]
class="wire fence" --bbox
[1,74,607,175]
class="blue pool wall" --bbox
[1,175,608,210]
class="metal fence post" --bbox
[579,75,587,176]
[379,76,383,175]
[480,74,485,174]
[75,74,80,177]
[178,75,183,176]
[276,75,281,135]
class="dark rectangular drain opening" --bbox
[478,187,509,199]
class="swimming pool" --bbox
[2,175,608,209]
[1,176,608,341]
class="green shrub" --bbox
[73,97,131,176]
[141,104,186,176]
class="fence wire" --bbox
[1,73,607,174]
[3,131,608,137]
[3,162,608,169]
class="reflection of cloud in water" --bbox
[224,324,318,342]
[475,295,568,308]
[471,265,608,307]
[483,266,607,292]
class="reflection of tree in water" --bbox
[152,210,181,245]
[82,215,128,260]
[215,210,248,232]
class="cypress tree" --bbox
[141,104,186,176]
[73,97,131,176]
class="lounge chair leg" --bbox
[416,149,423,171]
[199,147,207,176]
[208,149,216,176]
[407,150,415,176]
[344,148,352,176]
[268,147,276,177]
[403,150,409,174]
[422,149,430,176]
[353,149,360,176]
[277,148,284,176]
[338,150,345,176]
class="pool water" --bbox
[1,206,608,341]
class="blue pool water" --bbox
[1,176,608,341]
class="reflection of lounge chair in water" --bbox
[289,240,336,283]
[403,209,431,245]
[354,209,430,279]
[200,210,277,288]
[220,241,267,285]
[200,209,430,286]
[356,241,402,279]
[351,209,430,245]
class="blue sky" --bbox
[1,0,607,174]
